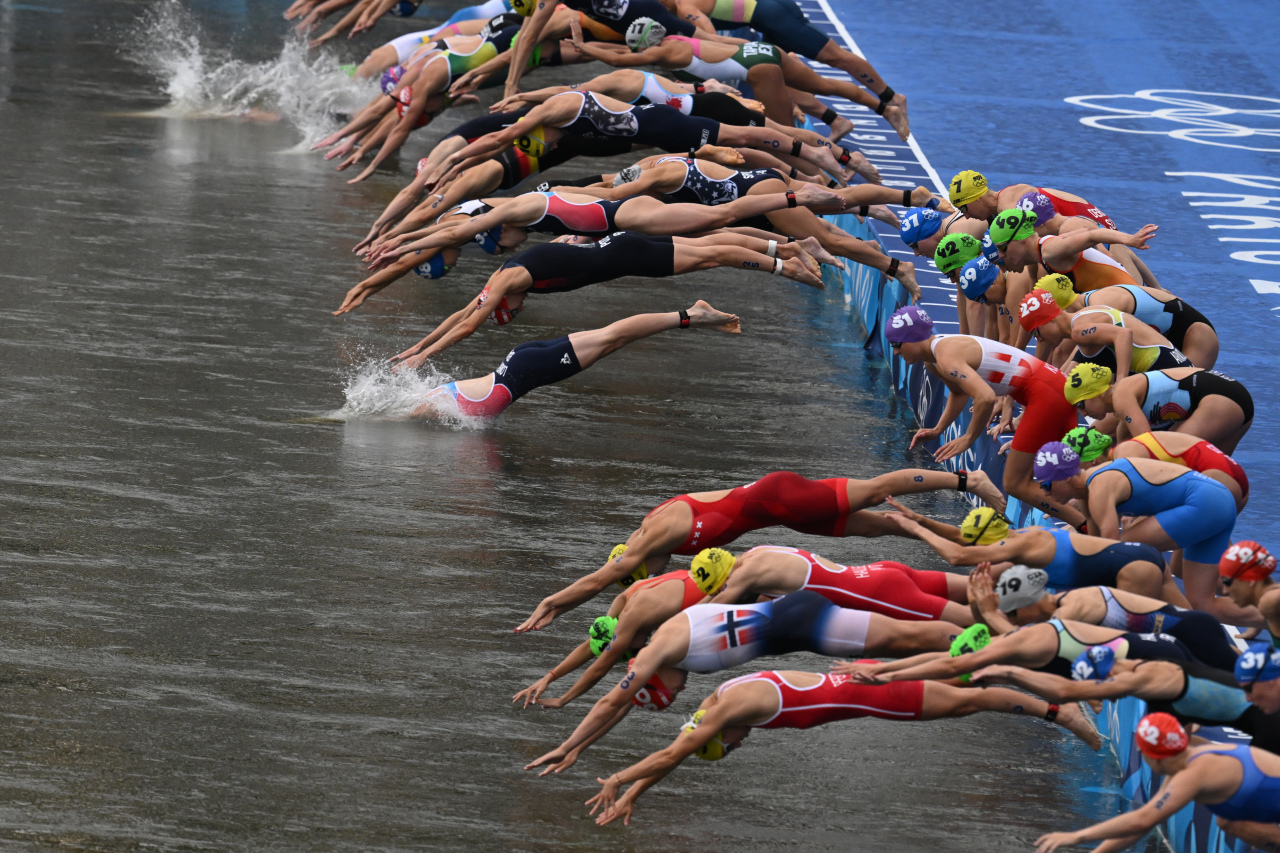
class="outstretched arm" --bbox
[1034,775,1196,853]
[1042,224,1159,266]
[503,1,556,97]
[513,640,597,708]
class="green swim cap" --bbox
[340,63,357,78]
[589,615,618,657]
[950,623,991,684]
[934,233,983,273]
[989,208,1038,247]
[1064,425,1114,462]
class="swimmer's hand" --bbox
[829,660,886,683]
[880,511,920,536]
[700,79,741,96]
[1236,627,1263,641]
[449,69,488,98]
[515,600,561,634]
[883,497,926,523]
[525,746,574,775]
[968,565,999,617]
[535,694,569,710]
[969,664,1019,685]
[1035,830,1086,853]
[513,675,555,709]
[568,16,585,48]
[908,426,943,450]
[933,432,975,463]
[595,796,634,827]
[587,776,626,823]
[490,93,531,113]
[1120,224,1158,250]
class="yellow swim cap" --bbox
[681,709,730,761]
[510,0,535,16]
[1035,273,1078,310]
[960,507,1010,546]
[949,169,988,206]
[690,548,735,595]
[512,123,547,159]
[609,543,649,588]
[1065,363,1115,405]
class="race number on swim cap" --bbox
[632,673,676,711]
[1135,712,1188,759]
[899,207,943,246]
[1033,441,1080,484]
[1018,290,1062,331]
[413,253,451,280]
[612,164,643,187]
[1017,191,1056,225]
[960,507,1009,546]
[995,565,1048,612]
[625,17,666,50]
[933,233,982,273]
[510,0,535,16]
[1063,363,1114,404]
[948,169,987,206]
[884,305,934,343]
[1063,425,1113,462]
[588,615,618,657]
[959,256,998,300]
[1219,541,1277,583]
[1072,645,1116,681]
[1236,642,1280,685]
[690,548,735,595]
[609,543,649,588]
[1035,273,1077,309]
[950,624,990,684]
[990,209,1038,247]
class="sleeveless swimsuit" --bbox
[1137,369,1255,428]
[1040,529,1165,589]
[667,37,781,83]
[1188,746,1280,823]
[499,231,676,291]
[657,158,783,206]
[556,92,722,153]
[1124,432,1249,501]
[1037,235,1136,293]
[1069,307,1190,374]
[716,670,925,729]
[1035,187,1117,229]
[1040,617,1191,678]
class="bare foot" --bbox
[779,257,825,289]
[685,300,741,333]
[702,79,742,96]
[793,183,848,213]
[910,185,956,213]
[793,249,822,279]
[696,144,745,167]
[867,205,899,227]
[1055,703,1102,751]
[884,104,910,142]
[802,145,850,187]
[962,469,1007,513]
[889,91,910,133]
[828,114,854,144]
[1088,699,1103,714]
[891,259,920,301]
[843,150,881,184]
[793,235,844,269]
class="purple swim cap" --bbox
[885,306,934,343]
[380,65,405,96]
[1034,441,1080,484]
[1017,191,1056,225]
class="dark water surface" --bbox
[1,2,1132,850]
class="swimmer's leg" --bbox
[356,45,400,79]
[919,682,1100,749]
[845,468,1004,513]
[673,240,823,288]
[1179,322,1219,370]
[567,301,740,369]
[861,613,959,656]
[788,89,855,143]
[1116,558,1176,604]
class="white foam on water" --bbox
[331,361,487,429]
[127,0,377,144]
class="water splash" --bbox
[332,361,486,428]
[127,0,377,143]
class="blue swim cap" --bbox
[1072,645,1116,681]
[390,0,418,15]
[380,65,405,96]
[413,253,450,279]
[1236,642,1280,685]
[980,230,1002,265]
[959,256,998,300]
[474,225,503,254]
[899,207,943,246]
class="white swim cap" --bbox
[625,17,665,51]
[612,163,643,186]
[995,565,1048,612]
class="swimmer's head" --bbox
[380,65,406,96]
[412,253,451,280]
[899,207,943,248]
[1034,272,1077,309]
[1072,645,1116,681]
[995,565,1049,612]
[612,164,643,187]
[1017,191,1057,226]
[625,17,666,51]
[948,169,987,207]
[960,507,1010,546]
[990,208,1038,248]
[1063,363,1114,405]
[486,11,524,31]
[632,668,684,710]
[609,543,649,589]
[1017,290,1062,333]
[949,624,991,683]
[933,233,983,275]
[681,709,743,760]
[1238,643,1280,713]
[1033,441,1080,492]
[884,305,934,346]
[474,225,504,254]
[1063,425,1113,463]
[690,548,735,595]
[1220,541,1277,584]
[588,615,619,657]
[1135,712,1189,762]
[980,231,1002,266]
[958,256,999,301]
[510,0,536,16]
[513,125,548,159]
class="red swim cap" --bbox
[1135,712,1188,759]
[1220,540,1277,583]
[1019,291,1062,331]
[632,675,675,711]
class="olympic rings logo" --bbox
[1064,90,1280,152]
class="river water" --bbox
[0,1,1140,850]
